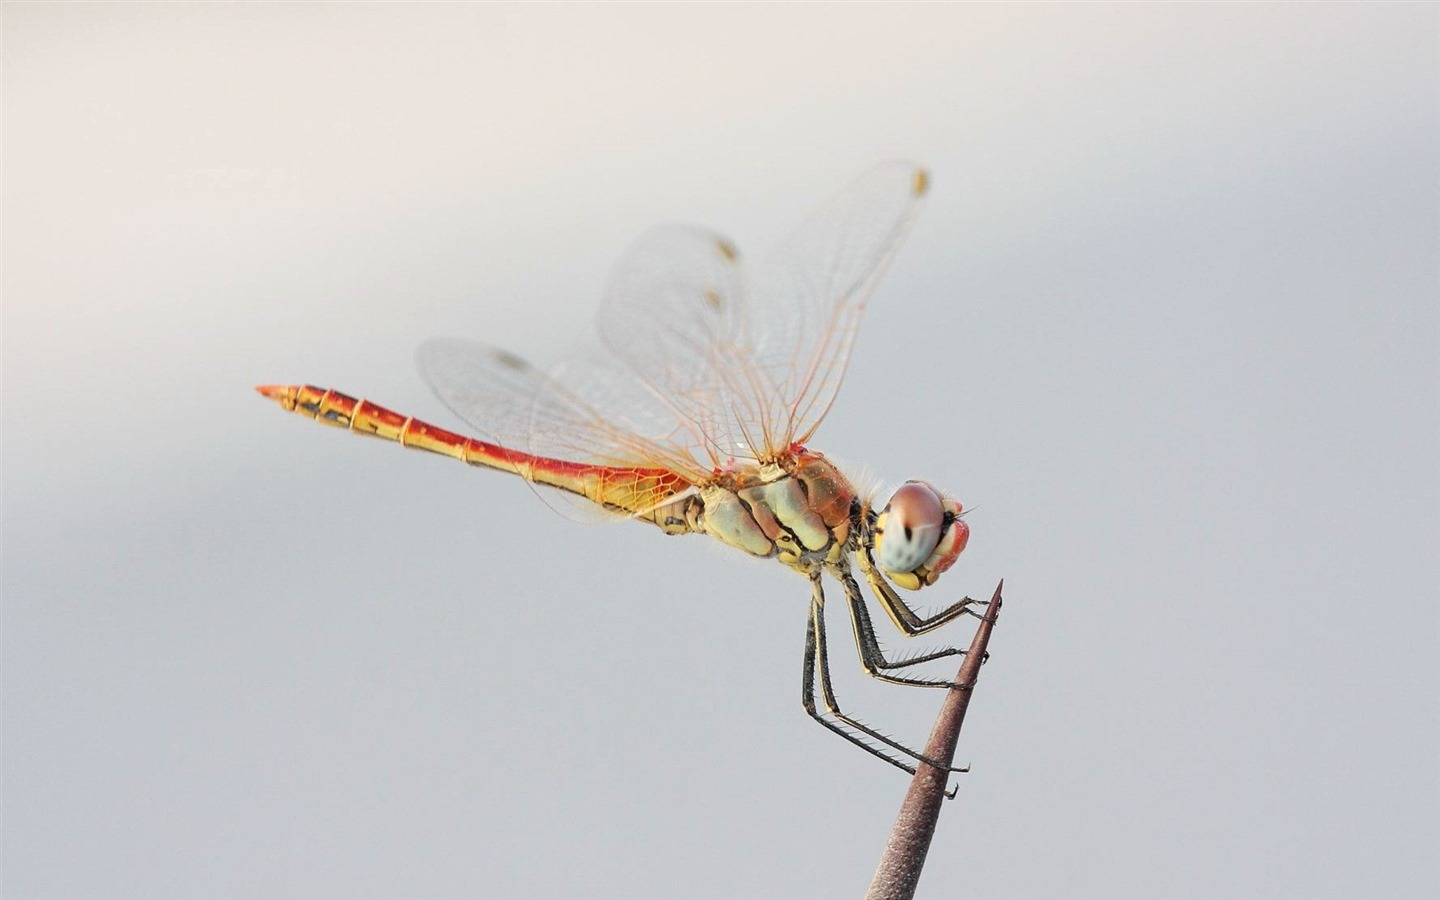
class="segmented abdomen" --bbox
[257,384,693,525]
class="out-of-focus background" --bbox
[6,5,1436,898]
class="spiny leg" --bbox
[803,575,924,775]
[836,563,969,688]
[858,544,988,637]
[802,570,969,777]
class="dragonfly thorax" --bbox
[695,450,856,570]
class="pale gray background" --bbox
[5,4,1437,899]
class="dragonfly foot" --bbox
[940,765,973,799]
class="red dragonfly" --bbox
[258,163,981,778]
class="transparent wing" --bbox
[418,162,926,515]
[597,161,928,462]
[417,338,710,520]
[594,224,766,466]
[751,162,929,446]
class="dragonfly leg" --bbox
[802,570,969,777]
[858,545,988,637]
[836,563,969,688]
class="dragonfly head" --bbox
[872,481,968,591]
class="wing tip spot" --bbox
[912,168,930,197]
[716,239,739,263]
[492,349,529,371]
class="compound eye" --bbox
[876,482,945,574]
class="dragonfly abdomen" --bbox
[256,385,695,527]
[258,383,530,469]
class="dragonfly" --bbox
[257,162,983,779]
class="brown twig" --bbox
[864,579,1004,900]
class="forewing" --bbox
[595,224,769,466]
[750,161,929,447]
[596,163,928,463]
